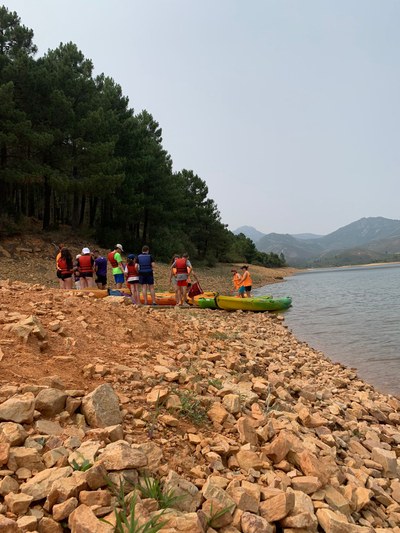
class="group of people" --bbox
[231,265,252,297]
[56,243,195,306]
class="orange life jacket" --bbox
[57,257,73,276]
[175,257,188,274]
[233,273,241,290]
[78,254,93,273]
[107,251,118,268]
[242,271,252,287]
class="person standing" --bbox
[125,254,140,304]
[171,253,193,306]
[57,248,74,290]
[108,244,125,289]
[93,250,108,289]
[231,268,242,296]
[55,243,65,288]
[137,245,156,305]
[78,247,95,289]
[169,254,180,303]
[239,265,253,298]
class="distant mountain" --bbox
[257,233,323,263]
[256,217,400,267]
[291,233,322,240]
[233,226,266,243]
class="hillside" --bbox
[255,217,400,267]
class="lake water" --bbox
[254,264,400,397]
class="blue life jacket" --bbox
[138,253,152,273]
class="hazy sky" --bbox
[5,0,400,235]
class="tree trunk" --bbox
[79,194,86,226]
[89,196,98,227]
[71,191,80,230]
[42,176,51,230]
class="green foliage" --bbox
[71,458,92,472]
[137,476,182,509]
[103,477,167,533]
[174,389,208,424]
[205,502,235,528]
[0,6,285,268]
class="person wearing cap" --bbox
[108,244,125,289]
[231,268,242,296]
[124,254,140,303]
[239,265,252,298]
[77,247,95,289]
[93,250,108,289]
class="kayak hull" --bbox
[215,295,292,312]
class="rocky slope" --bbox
[0,278,399,532]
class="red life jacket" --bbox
[126,263,138,276]
[57,257,73,276]
[78,255,93,274]
[175,258,188,274]
[107,251,118,268]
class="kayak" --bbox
[216,295,292,312]
[195,294,292,312]
[73,288,177,305]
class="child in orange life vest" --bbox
[124,254,140,304]
[231,268,242,296]
[239,265,252,298]
[169,254,180,304]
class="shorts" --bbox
[114,273,125,284]
[177,280,188,287]
[80,272,93,278]
[128,279,139,284]
[245,286,252,292]
[96,274,107,285]
[238,286,245,295]
[60,274,72,281]
[139,273,154,285]
[56,270,62,279]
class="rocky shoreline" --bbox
[0,279,399,532]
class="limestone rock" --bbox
[0,393,35,423]
[35,388,67,417]
[241,511,275,533]
[20,466,72,501]
[259,491,295,522]
[98,441,147,470]
[68,504,113,532]
[81,384,122,428]
[0,514,18,532]
[316,508,374,533]
[0,421,28,446]
[164,470,203,512]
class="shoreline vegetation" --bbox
[0,242,399,531]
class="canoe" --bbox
[74,288,177,305]
[215,295,292,312]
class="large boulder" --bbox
[81,384,122,428]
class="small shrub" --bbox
[175,389,208,425]
[137,475,182,509]
[103,477,167,533]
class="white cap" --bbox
[116,243,124,251]
[82,247,91,254]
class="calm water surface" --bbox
[254,264,400,397]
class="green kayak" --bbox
[196,295,292,312]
